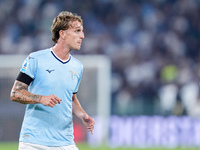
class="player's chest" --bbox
[35,63,79,90]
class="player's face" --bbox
[62,20,84,50]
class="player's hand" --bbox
[40,94,62,108]
[82,115,95,134]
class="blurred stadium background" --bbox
[0,0,200,149]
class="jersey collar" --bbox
[50,48,71,64]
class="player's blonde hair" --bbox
[51,11,83,44]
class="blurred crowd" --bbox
[0,0,200,117]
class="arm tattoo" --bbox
[11,81,42,104]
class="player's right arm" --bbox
[11,54,61,107]
[10,80,62,107]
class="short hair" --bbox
[51,11,83,44]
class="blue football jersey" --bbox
[19,48,83,146]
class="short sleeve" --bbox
[20,54,37,79]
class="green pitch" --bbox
[0,142,199,150]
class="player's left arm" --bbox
[72,93,95,134]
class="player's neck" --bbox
[52,44,71,61]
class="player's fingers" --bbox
[89,125,94,129]
[53,95,62,104]
[90,130,93,134]
[48,101,55,108]
[50,97,58,105]
[87,127,94,134]
[87,125,94,131]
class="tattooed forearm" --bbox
[15,81,27,91]
[13,96,27,104]
[10,81,42,104]
[29,95,42,102]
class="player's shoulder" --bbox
[70,55,83,68]
[29,48,51,58]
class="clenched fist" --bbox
[40,94,62,107]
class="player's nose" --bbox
[80,31,84,39]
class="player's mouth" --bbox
[77,41,82,46]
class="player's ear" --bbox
[59,30,65,40]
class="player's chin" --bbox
[74,46,81,50]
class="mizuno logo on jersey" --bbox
[46,69,55,73]
[70,70,77,80]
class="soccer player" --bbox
[10,11,95,150]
